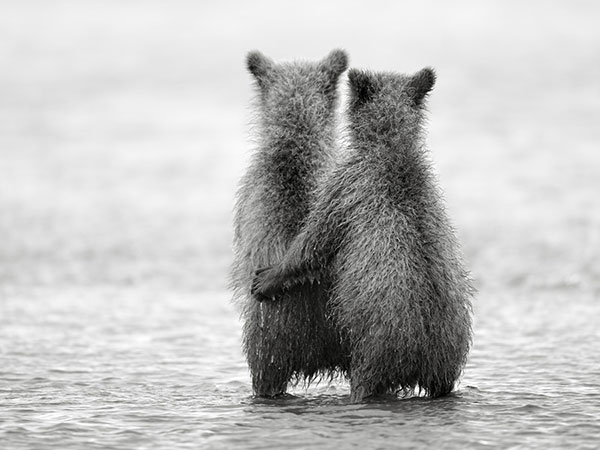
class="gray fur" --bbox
[231,50,349,397]
[253,68,473,402]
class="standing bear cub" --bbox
[231,50,350,397]
[253,68,473,402]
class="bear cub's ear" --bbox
[406,67,436,106]
[246,51,274,85]
[348,69,377,107]
[320,49,349,80]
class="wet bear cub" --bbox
[231,50,349,397]
[253,68,473,402]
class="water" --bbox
[2,0,600,448]
[1,287,599,449]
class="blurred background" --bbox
[1,0,599,296]
[1,1,599,447]
[1,0,598,296]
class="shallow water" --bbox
[2,0,600,448]
[1,285,599,449]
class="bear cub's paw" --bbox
[251,267,279,301]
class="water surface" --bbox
[1,286,599,449]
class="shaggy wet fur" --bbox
[231,50,349,397]
[253,68,473,402]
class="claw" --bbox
[250,278,259,296]
[255,266,271,275]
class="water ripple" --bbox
[1,288,599,449]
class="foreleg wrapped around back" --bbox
[251,229,328,301]
[251,180,348,302]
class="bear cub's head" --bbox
[347,68,436,138]
[246,50,349,132]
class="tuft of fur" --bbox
[253,68,473,402]
[231,50,349,397]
